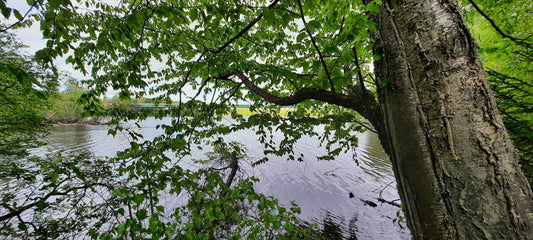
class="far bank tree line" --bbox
[44,81,168,123]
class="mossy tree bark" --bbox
[372,0,532,239]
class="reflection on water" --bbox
[358,132,394,181]
[40,125,90,154]
[31,118,410,240]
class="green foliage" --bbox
[45,0,376,164]
[0,151,119,239]
[105,95,140,110]
[3,0,529,238]
[93,133,315,239]
[1,146,314,239]
[0,26,55,157]
[45,79,91,123]
[5,0,530,238]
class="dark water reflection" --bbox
[32,118,410,239]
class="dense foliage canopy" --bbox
[0,0,531,239]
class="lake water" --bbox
[37,117,411,239]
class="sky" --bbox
[4,1,125,97]
[5,1,84,78]
[4,0,119,81]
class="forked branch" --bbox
[228,70,379,126]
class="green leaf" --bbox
[189,7,198,21]
[126,13,137,26]
[40,20,53,31]
[149,218,159,231]
[308,20,321,32]
[1,6,11,19]
[117,208,125,216]
[49,0,61,8]
[296,32,307,43]
[133,194,145,205]
[135,209,148,220]
[156,205,165,213]
[13,10,23,20]
[49,171,59,181]
[303,0,315,11]
[44,11,55,21]
[116,224,126,234]
[306,23,315,34]
[263,7,275,25]
[17,223,28,231]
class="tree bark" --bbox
[372,1,533,239]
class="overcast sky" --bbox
[5,1,45,53]
[5,1,99,81]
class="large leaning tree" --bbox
[369,1,531,238]
[3,0,531,239]
[460,0,533,187]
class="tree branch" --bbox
[0,4,35,33]
[210,0,281,54]
[296,0,335,93]
[377,198,401,208]
[352,46,366,91]
[0,182,105,222]
[332,16,345,43]
[216,69,392,155]
[467,0,531,47]
[231,70,382,126]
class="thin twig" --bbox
[0,4,35,33]
[352,46,366,90]
[377,198,401,208]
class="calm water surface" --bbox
[37,117,410,239]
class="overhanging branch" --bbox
[230,70,381,125]
[215,69,391,155]
[234,70,353,108]
[0,182,106,222]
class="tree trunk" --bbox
[371,1,533,239]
